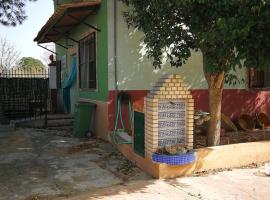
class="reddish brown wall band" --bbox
[109,91,148,131]
[108,90,270,131]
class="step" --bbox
[47,125,74,131]
[47,114,74,120]
[47,119,74,127]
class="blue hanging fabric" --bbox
[63,57,77,113]
[63,88,70,113]
[63,57,77,89]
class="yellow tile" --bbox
[163,91,169,95]
[188,99,195,103]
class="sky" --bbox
[0,0,54,63]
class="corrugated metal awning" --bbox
[34,0,101,44]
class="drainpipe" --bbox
[113,0,119,120]
[113,0,118,92]
[112,0,121,132]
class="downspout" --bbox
[111,1,132,144]
[113,0,119,125]
[113,0,120,135]
[113,0,118,92]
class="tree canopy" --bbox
[122,0,270,72]
[0,0,37,26]
[121,0,270,146]
[17,57,45,71]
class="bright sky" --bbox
[0,0,54,63]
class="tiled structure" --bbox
[145,74,194,158]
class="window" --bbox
[79,32,96,90]
[248,68,270,88]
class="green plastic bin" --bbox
[74,102,97,138]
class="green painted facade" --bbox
[53,0,247,114]
[70,55,79,113]
[55,0,108,112]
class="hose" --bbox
[112,92,133,145]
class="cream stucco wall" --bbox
[108,1,247,91]
[107,0,116,90]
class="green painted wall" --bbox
[74,0,108,101]
[107,1,247,91]
[70,56,79,113]
[55,0,108,104]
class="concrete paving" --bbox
[71,168,270,200]
[0,128,269,200]
[0,128,149,200]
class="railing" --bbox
[0,68,49,127]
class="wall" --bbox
[108,1,247,91]
[108,89,270,131]
[53,0,109,139]
[56,0,108,104]
[107,1,270,132]
[74,1,108,102]
[116,141,270,178]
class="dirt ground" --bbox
[194,130,270,148]
[0,128,269,200]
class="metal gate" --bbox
[0,69,49,126]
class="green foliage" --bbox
[235,1,270,70]
[0,0,37,26]
[121,0,270,75]
[17,57,45,71]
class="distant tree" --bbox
[121,0,270,146]
[17,57,45,71]
[0,0,37,26]
[0,37,20,69]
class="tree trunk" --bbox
[207,74,224,146]
[202,51,225,146]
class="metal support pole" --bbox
[52,28,79,43]
[54,41,69,50]
[67,14,101,32]
[38,44,58,55]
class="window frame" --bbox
[247,67,270,90]
[78,31,97,91]
[247,68,268,89]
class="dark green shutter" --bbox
[133,111,145,157]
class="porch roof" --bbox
[34,0,101,44]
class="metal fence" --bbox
[0,68,49,126]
